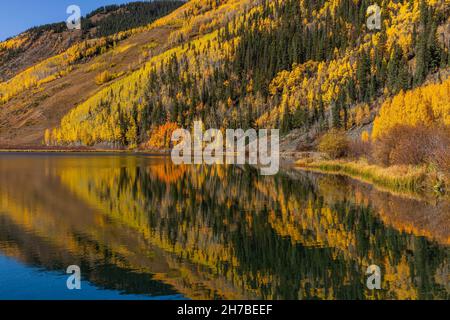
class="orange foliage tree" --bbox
[145,122,179,149]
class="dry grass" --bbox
[296,158,429,193]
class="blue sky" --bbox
[0,0,136,41]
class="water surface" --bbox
[0,153,448,299]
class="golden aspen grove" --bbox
[45,1,449,151]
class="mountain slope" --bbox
[0,1,186,145]
[0,1,185,82]
[1,0,449,148]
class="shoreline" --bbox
[1,147,447,198]
[295,159,448,197]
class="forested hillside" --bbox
[0,1,186,145]
[42,0,449,151]
[0,1,184,82]
[85,1,186,38]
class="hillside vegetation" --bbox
[373,78,450,137]
[0,1,185,145]
[1,0,449,170]
[0,1,185,82]
[42,0,449,149]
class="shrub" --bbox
[372,130,397,166]
[95,71,114,85]
[317,130,349,159]
[361,131,370,143]
[390,126,430,165]
[372,125,450,168]
[348,138,371,159]
[429,127,450,173]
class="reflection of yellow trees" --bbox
[261,56,355,127]
[0,156,447,299]
[152,255,254,300]
[50,1,241,146]
[58,160,448,299]
[383,256,417,300]
[0,192,144,274]
[308,172,450,245]
[255,179,357,257]
[253,171,449,299]
[54,161,296,298]
[56,158,253,298]
[434,261,450,293]
[49,0,445,145]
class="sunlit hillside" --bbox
[42,0,450,149]
[0,0,449,164]
[0,1,186,145]
[0,0,449,302]
[0,1,185,82]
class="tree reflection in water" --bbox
[0,154,448,300]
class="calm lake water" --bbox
[0,153,448,300]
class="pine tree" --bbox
[280,103,292,135]
[415,0,429,86]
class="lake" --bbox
[0,153,448,300]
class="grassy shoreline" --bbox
[1,147,446,196]
[295,159,446,195]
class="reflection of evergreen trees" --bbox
[98,162,448,300]
[1,2,185,83]
[0,215,178,297]
[14,156,441,299]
